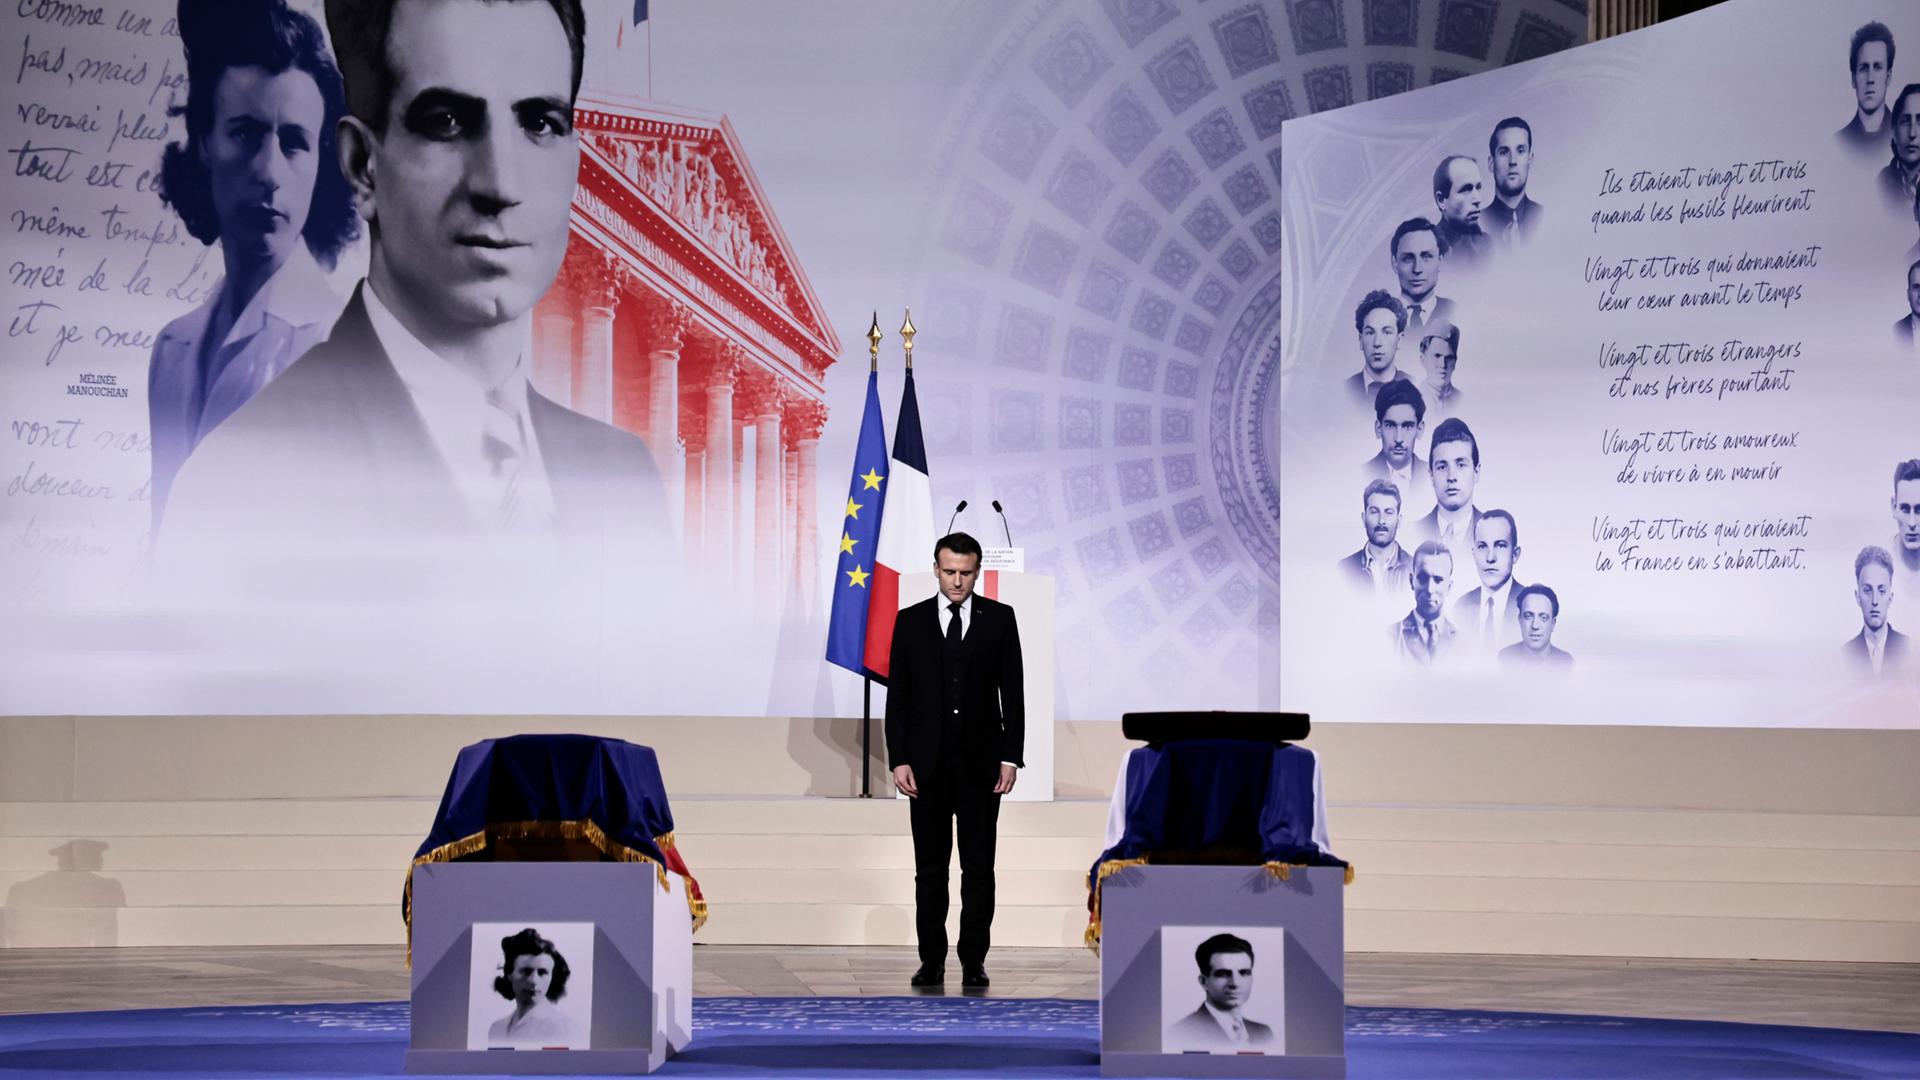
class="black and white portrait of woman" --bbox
[486,927,580,1048]
[149,0,358,527]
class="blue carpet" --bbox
[0,997,1915,1078]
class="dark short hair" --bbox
[1363,478,1401,509]
[1488,116,1532,157]
[1432,155,1476,201]
[1896,458,1920,487]
[1373,377,1426,424]
[1194,932,1254,976]
[1354,289,1407,334]
[1421,324,1460,357]
[1856,545,1894,581]
[1891,83,1920,121]
[935,531,983,562]
[1388,216,1449,259]
[1476,507,1518,549]
[1428,417,1479,468]
[1516,582,1559,617]
[324,0,587,131]
[1908,259,1920,282]
[158,0,359,266]
[492,928,571,1002]
[1851,22,1895,73]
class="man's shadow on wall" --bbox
[1,839,127,947]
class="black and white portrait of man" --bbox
[1162,931,1278,1053]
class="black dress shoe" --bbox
[961,963,989,989]
[910,963,944,987]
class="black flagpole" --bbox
[860,675,872,797]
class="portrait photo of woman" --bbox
[486,927,580,1048]
[149,0,358,528]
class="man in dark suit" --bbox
[1843,546,1910,680]
[886,532,1025,991]
[1896,260,1920,345]
[1432,155,1488,268]
[1450,509,1524,652]
[1499,584,1573,669]
[1361,379,1425,499]
[1481,117,1544,247]
[1165,933,1276,1051]
[1839,24,1896,160]
[165,0,670,558]
[1879,83,1920,215]
[1341,289,1410,409]
[1409,417,1484,586]
[1387,217,1456,337]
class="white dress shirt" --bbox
[1477,578,1514,638]
[362,284,557,533]
[1864,623,1888,676]
[147,245,344,525]
[1203,1002,1248,1044]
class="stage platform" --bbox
[4,790,1918,960]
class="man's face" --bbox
[1472,515,1518,590]
[362,0,579,337]
[936,548,981,604]
[1429,438,1478,511]
[1518,593,1556,651]
[1856,562,1894,632]
[1375,404,1420,469]
[1412,551,1450,622]
[1392,229,1441,301]
[1895,93,1920,166]
[1894,478,1920,552]
[1200,952,1253,1012]
[1363,492,1400,548]
[205,65,325,274]
[1423,338,1456,391]
[1907,266,1920,319]
[1437,159,1485,230]
[1489,126,1531,199]
[1358,308,1400,376]
[508,953,552,1004]
[1855,41,1891,114]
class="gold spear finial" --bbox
[866,312,882,372]
[900,308,916,370]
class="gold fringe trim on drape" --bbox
[654,831,710,932]
[405,819,706,963]
[1084,860,1355,952]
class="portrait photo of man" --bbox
[1342,289,1411,409]
[1388,217,1455,338]
[1420,324,1464,423]
[1500,584,1572,669]
[1432,155,1488,268]
[1449,508,1525,651]
[1362,379,1426,501]
[1893,459,1920,601]
[1163,933,1276,1052]
[1480,116,1543,246]
[1409,417,1485,581]
[1896,261,1920,345]
[1339,479,1410,601]
[1390,540,1459,667]
[1839,23,1896,160]
[1879,83,1920,215]
[164,0,672,559]
[1843,546,1910,680]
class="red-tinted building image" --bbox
[538,96,840,609]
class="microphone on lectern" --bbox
[992,500,1013,547]
[947,500,968,534]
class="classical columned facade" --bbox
[530,96,841,610]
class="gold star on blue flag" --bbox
[826,371,891,675]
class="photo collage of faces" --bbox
[1331,116,1569,672]
[1840,20,1919,683]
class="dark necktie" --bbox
[946,601,963,646]
[1407,302,1424,335]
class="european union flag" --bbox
[825,371,889,675]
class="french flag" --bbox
[862,369,933,681]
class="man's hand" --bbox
[993,763,1018,795]
[892,764,918,798]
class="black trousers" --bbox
[907,756,1002,967]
